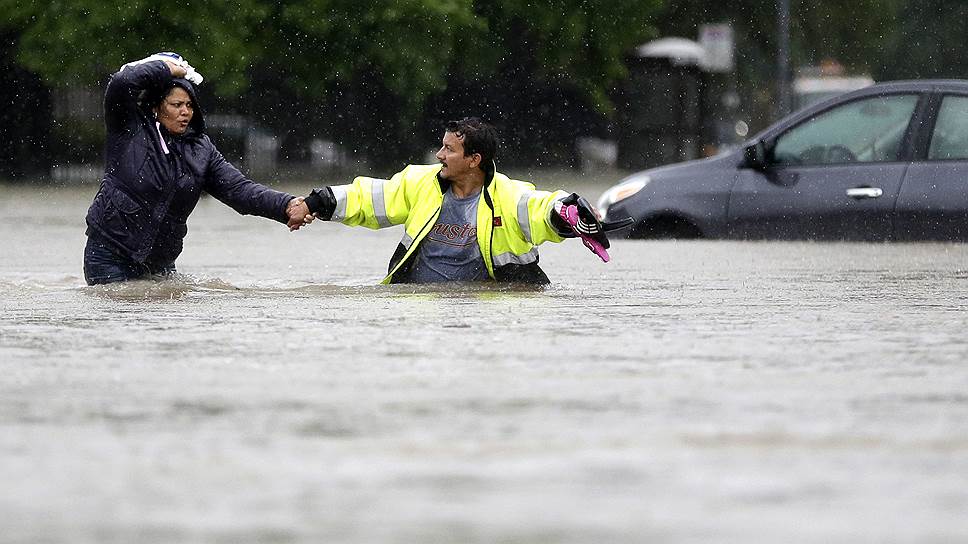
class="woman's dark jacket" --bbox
[85,60,293,266]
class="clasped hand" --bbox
[286,197,316,231]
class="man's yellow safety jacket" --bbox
[324,163,569,284]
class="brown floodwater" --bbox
[2,181,967,543]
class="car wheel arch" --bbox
[628,213,704,239]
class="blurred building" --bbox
[793,59,874,111]
[615,27,744,171]
[615,37,707,170]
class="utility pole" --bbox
[776,0,791,118]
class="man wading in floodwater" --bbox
[286,117,616,284]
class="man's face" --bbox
[155,87,193,135]
[435,130,479,181]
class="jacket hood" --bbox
[144,77,206,135]
[170,78,205,135]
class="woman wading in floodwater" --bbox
[83,52,309,285]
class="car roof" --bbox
[815,80,968,106]
[856,79,968,93]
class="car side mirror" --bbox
[743,141,769,170]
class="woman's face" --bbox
[155,87,193,135]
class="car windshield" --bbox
[773,94,918,166]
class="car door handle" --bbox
[846,187,883,199]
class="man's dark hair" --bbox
[445,117,498,167]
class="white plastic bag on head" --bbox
[121,52,203,85]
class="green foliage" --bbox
[879,0,968,80]
[14,0,940,166]
[3,0,962,121]
[265,0,480,113]
[0,0,269,95]
[653,0,899,75]
[468,0,661,112]
[793,0,901,73]
[652,0,901,129]
[2,0,658,113]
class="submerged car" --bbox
[599,80,968,241]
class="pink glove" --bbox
[557,203,611,262]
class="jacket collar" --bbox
[435,160,498,209]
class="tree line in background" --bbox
[1,0,967,179]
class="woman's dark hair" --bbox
[142,79,196,111]
[445,117,498,167]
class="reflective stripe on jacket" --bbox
[330,164,568,284]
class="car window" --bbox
[772,94,918,166]
[928,96,968,160]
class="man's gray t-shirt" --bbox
[408,187,488,283]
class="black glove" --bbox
[553,193,609,250]
[304,187,337,220]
